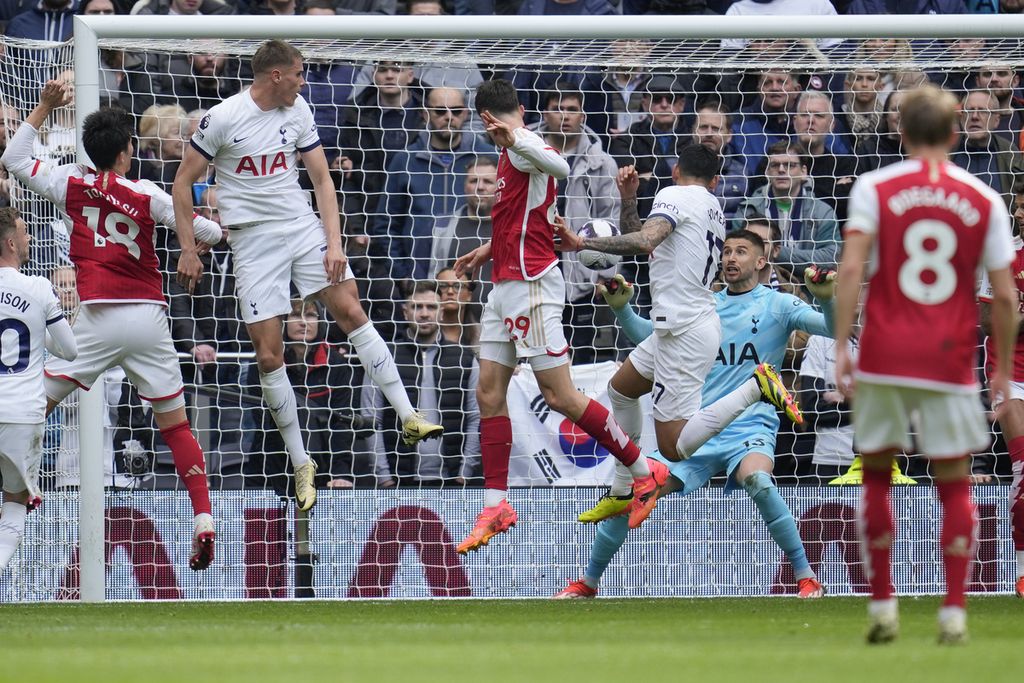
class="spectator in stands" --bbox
[339,60,423,235]
[841,0,968,13]
[246,299,368,493]
[137,103,186,193]
[722,0,841,51]
[692,100,747,220]
[608,75,690,218]
[733,140,839,279]
[974,65,1023,147]
[518,0,616,17]
[535,82,625,363]
[837,68,884,152]
[302,0,333,12]
[952,88,1024,205]
[435,266,481,349]
[407,0,442,12]
[248,0,299,14]
[370,86,493,284]
[365,282,480,486]
[733,68,801,176]
[160,52,243,115]
[791,90,857,219]
[579,40,653,143]
[429,155,496,283]
[336,0,394,12]
[300,35,358,153]
[856,88,907,172]
[130,0,233,15]
[0,102,20,208]
[849,38,918,95]
[3,0,75,41]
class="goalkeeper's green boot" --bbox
[829,457,864,485]
[577,492,632,524]
[890,460,917,485]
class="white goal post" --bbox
[16,12,1024,602]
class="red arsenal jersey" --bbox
[979,239,1024,382]
[490,129,560,282]
[848,159,1014,391]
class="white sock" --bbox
[868,598,899,619]
[349,321,415,421]
[609,462,634,497]
[627,457,650,479]
[795,567,815,581]
[608,384,643,444]
[0,502,27,570]
[483,489,507,508]
[259,366,310,469]
[1017,550,1024,579]
[675,378,760,458]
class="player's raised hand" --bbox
[454,241,492,278]
[834,345,856,401]
[597,274,634,310]
[480,110,517,149]
[39,80,71,110]
[176,250,204,294]
[323,244,348,285]
[553,214,582,252]
[616,165,640,200]
[804,265,837,301]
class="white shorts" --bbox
[853,381,990,459]
[479,268,569,370]
[628,316,721,423]
[990,379,1024,411]
[0,423,43,493]
[228,215,354,324]
[44,303,184,404]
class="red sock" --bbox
[860,462,894,601]
[160,420,211,516]
[575,399,640,468]
[936,477,976,609]
[1009,437,1024,551]
[480,416,513,491]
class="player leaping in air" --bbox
[555,232,834,599]
[834,85,1019,645]
[0,207,77,572]
[1,81,223,570]
[173,40,442,512]
[557,154,803,527]
[454,79,661,554]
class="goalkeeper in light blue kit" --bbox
[555,229,836,599]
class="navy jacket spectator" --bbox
[4,0,76,40]
[842,0,967,12]
[302,61,358,153]
[369,129,496,282]
[517,0,615,15]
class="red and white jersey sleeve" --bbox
[489,128,567,282]
[979,238,1024,382]
[190,90,321,227]
[0,122,77,212]
[850,159,1014,391]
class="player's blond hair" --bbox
[899,85,959,147]
[0,207,21,254]
[252,40,303,75]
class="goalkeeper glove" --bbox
[804,265,837,301]
[597,274,634,310]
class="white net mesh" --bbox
[0,29,1020,600]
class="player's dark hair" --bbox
[82,107,134,171]
[676,144,722,182]
[252,39,303,75]
[0,207,21,254]
[900,85,958,147]
[542,81,585,110]
[725,228,767,253]
[475,79,520,117]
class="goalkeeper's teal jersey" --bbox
[706,284,832,431]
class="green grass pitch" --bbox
[1,597,1020,682]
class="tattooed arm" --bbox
[576,217,674,256]
[619,197,643,234]
[616,165,643,234]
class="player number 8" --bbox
[898,219,957,306]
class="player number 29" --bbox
[898,219,957,306]
[504,316,530,342]
[82,206,142,260]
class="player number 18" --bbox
[82,206,143,260]
[898,219,958,306]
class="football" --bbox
[577,219,622,271]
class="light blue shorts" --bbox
[650,422,777,496]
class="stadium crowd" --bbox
[1,1,1023,496]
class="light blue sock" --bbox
[742,471,813,580]
[583,515,630,587]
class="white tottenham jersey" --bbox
[0,267,64,423]
[190,89,322,227]
[646,184,727,330]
